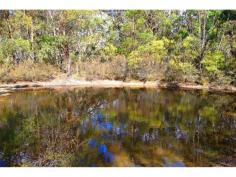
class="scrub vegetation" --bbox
[0,10,235,86]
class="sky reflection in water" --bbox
[0,88,235,167]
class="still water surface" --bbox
[0,88,235,167]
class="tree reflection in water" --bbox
[0,88,235,167]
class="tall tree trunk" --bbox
[64,43,71,76]
[3,11,17,65]
[197,11,208,70]
[30,26,36,62]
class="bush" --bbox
[109,55,128,80]
[202,51,224,74]
[181,35,199,62]
[0,60,60,83]
[0,38,32,64]
[74,55,127,80]
[37,35,65,65]
[13,38,32,63]
[164,59,198,83]
[201,50,226,82]
[127,58,166,81]
[0,48,4,64]
[128,38,168,67]
[207,71,232,85]
[74,55,166,81]
[0,65,11,80]
[100,44,118,61]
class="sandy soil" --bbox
[1,79,236,96]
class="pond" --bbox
[0,88,235,167]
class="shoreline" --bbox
[1,79,236,96]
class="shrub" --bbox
[214,72,232,85]
[202,51,224,73]
[74,55,127,80]
[13,38,32,62]
[182,35,199,61]
[0,60,60,83]
[128,38,168,67]
[201,50,225,81]
[37,35,65,65]
[0,48,4,64]
[0,38,15,63]
[109,55,128,80]
[0,65,11,80]
[75,55,167,81]
[127,58,166,81]
[164,59,198,83]
[100,44,117,61]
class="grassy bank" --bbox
[1,59,235,88]
[1,10,236,89]
[0,61,61,83]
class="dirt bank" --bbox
[1,79,236,96]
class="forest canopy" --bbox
[0,10,235,85]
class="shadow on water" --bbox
[0,88,235,167]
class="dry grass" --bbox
[73,56,167,82]
[0,60,61,83]
[127,58,166,81]
[0,65,11,79]
[73,56,128,81]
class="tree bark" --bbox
[64,43,71,75]
[196,11,208,70]
[30,26,36,61]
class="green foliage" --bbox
[200,50,233,84]
[137,31,155,43]
[0,38,31,63]
[202,51,225,75]
[165,59,198,82]
[0,10,235,84]
[14,38,31,53]
[37,35,64,64]
[182,35,199,61]
[13,11,33,29]
[128,39,168,67]
[100,43,117,61]
[0,39,14,62]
